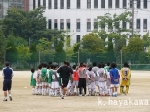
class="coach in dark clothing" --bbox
[57,61,73,99]
[2,62,13,101]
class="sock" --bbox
[49,88,51,95]
[4,96,7,99]
[36,87,38,94]
[9,94,12,96]
[76,87,79,94]
[126,86,129,94]
[55,89,57,96]
[42,88,44,95]
[46,88,49,94]
[32,88,35,94]
[120,86,123,94]
[40,88,42,94]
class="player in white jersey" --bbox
[97,63,107,96]
[91,62,99,95]
[36,64,42,95]
[105,67,111,96]
[86,67,95,96]
[50,65,60,96]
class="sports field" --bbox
[0,71,150,112]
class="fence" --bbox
[0,51,150,70]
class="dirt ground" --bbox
[0,70,150,112]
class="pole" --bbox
[131,0,134,37]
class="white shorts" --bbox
[72,80,79,87]
[42,82,48,86]
[36,82,42,86]
[99,81,106,88]
[51,82,59,89]
[110,84,119,88]
[67,80,72,88]
[87,82,95,89]
[95,81,99,87]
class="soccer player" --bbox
[71,65,79,96]
[86,67,95,96]
[30,68,36,95]
[104,62,111,72]
[57,61,73,99]
[120,62,131,95]
[2,62,13,101]
[110,63,120,97]
[91,62,99,95]
[36,64,42,95]
[48,64,54,96]
[41,63,48,96]
[51,65,60,96]
[97,63,107,96]
[78,63,87,96]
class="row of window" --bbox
[33,0,148,10]
[48,19,148,32]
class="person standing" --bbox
[57,61,73,99]
[2,62,13,101]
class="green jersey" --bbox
[48,69,53,83]
[41,68,48,82]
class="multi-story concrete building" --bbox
[0,0,29,19]
[6,0,150,45]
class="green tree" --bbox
[16,44,32,68]
[0,28,7,65]
[2,7,46,41]
[6,35,28,63]
[122,37,144,63]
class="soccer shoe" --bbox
[9,96,12,101]
[3,98,7,101]
[79,94,82,96]
[60,95,64,99]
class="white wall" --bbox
[29,0,150,45]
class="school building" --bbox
[1,0,150,45]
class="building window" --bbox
[60,19,64,31]
[87,19,91,32]
[137,0,140,9]
[115,0,119,8]
[143,19,147,32]
[54,19,58,29]
[67,0,70,9]
[94,0,98,8]
[101,0,105,8]
[38,0,40,7]
[76,19,80,32]
[43,0,46,9]
[108,0,112,8]
[33,0,35,9]
[48,0,52,9]
[66,19,70,32]
[122,22,126,29]
[94,19,98,30]
[60,0,64,9]
[48,19,52,29]
[123,0,126,9]
[76,35,80,43]
[144,0,147,9]
[136,19,140,31]
[54,0,58,9]
[130,0,132,8]
[87,0,91,9]
[77,0,80,9]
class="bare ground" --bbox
[0,71,150,112]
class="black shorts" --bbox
[3,79,12,91]
[78,78,86,88]
[60,78,69,88]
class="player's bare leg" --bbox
[3,91,7,101]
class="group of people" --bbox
[30,61,131,99]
